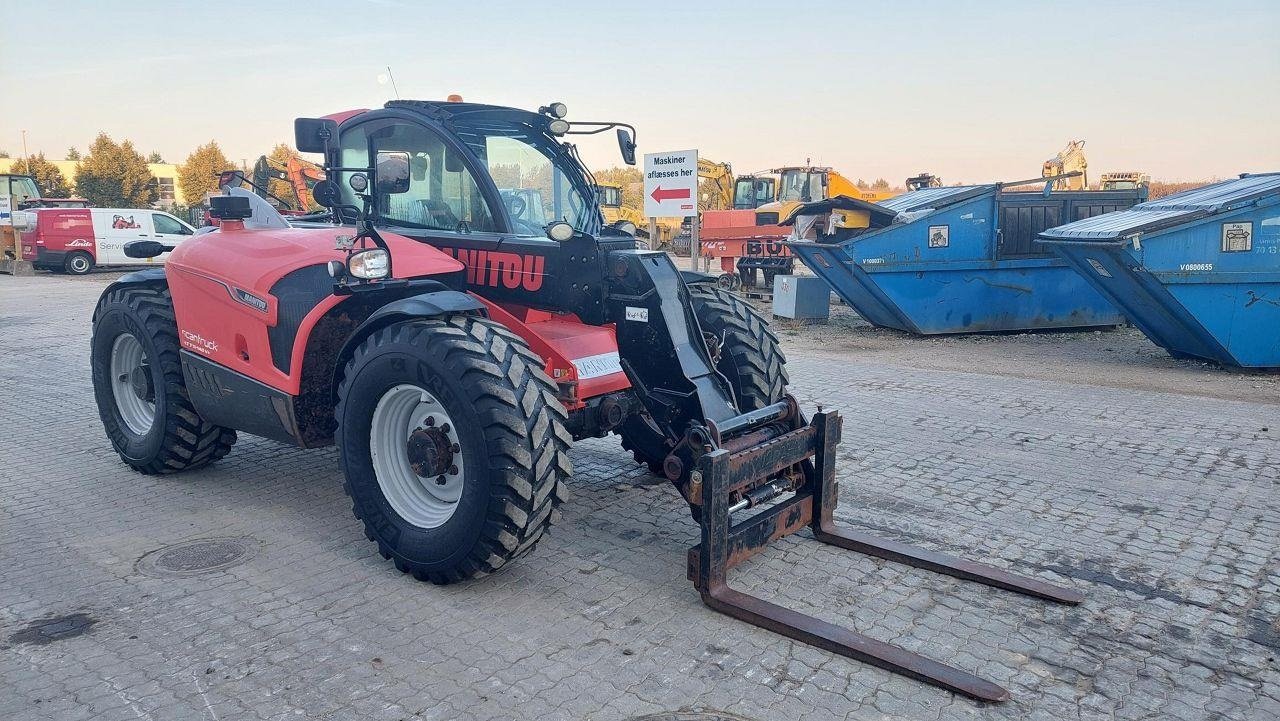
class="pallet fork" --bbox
[686,407,1083,702]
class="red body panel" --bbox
[165,220,629,408]
[21,208,96,262]
[480,301,630,409]
[165,221,463,394]
[698,214,791,272]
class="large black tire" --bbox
[65,251,94,275]
[336,316,572,584]
[619,284,789,484]
[91,286,237,474]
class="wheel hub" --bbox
[369,384,466,529]
[407,426,455,481]
[128,365,154,403]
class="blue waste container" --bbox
[1039,173,1280,368]
[786,183,1147,334]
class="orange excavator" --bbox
[252,154,325,213]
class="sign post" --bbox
[643,150,699,269]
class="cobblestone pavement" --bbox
[1,272,1277,721]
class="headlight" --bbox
[348,248,389,279]
[545,221,575,242]
[548,119,570,136]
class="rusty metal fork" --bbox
[687,410,1082,702]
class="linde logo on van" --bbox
[643,150,698,218]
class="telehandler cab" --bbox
[90,99,1080,701]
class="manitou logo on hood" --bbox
[445,248,545,291]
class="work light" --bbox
[348,248,390,279]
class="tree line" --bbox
[2,135,307,211]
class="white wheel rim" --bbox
[72,256,89,272]
[110,333,155,435]
[370,384,466,529]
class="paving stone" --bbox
[0,272,1275,721]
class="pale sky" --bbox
[3,1,1277,184]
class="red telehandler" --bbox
[90,99,1080,701]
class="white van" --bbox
[24,208,197,274]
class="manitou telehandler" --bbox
[90,99,1081,701]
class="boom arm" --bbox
[697,159,736,210]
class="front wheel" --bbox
[336,316,572,584]
[91,285,237,473]
[618,284,789,510]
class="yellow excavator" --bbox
[696,158,777,211]
[1042,140,1088,191]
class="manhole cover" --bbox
[135,537,257,577]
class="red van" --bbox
[21,208,196,274]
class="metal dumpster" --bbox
[786,182,1147,334]
[1039,173,1280,368]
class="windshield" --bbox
[7,176,40,205]
[734,178,773,209]
[779,170,825,202]
[339,121,498,233]
[454,116,600,236]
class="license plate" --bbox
[572,351,622,380]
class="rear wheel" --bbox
[65,251,94,275]
[91,285,237,473]
[336,316,572,584]
[619,284,789,506]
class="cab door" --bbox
[149,211,196,263]
[93,210,154,265]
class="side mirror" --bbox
[124,240,171,259]
[295,118,338,153]
[375,152,411,194]
[311,180,340,208]
[217,170,243,189]
[617,128,636,166]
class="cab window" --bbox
[152,213,192,235]
[339,121,496,233]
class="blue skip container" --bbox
[1039,173,1280,368]
[786,183,1146,334]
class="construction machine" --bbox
[906,172,943,191]
[594,181,645,232]
[756,165,893,226]
[698,165,895,290]
[1043,140,1088,190]
[1099,171,1150,190]
[89,99,1080,702]
[252,154,325,213]
[694,158,777,212]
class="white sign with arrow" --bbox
[643,149,698,218]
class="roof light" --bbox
[540,102,568,118]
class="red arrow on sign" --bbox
[650,185,692,203]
